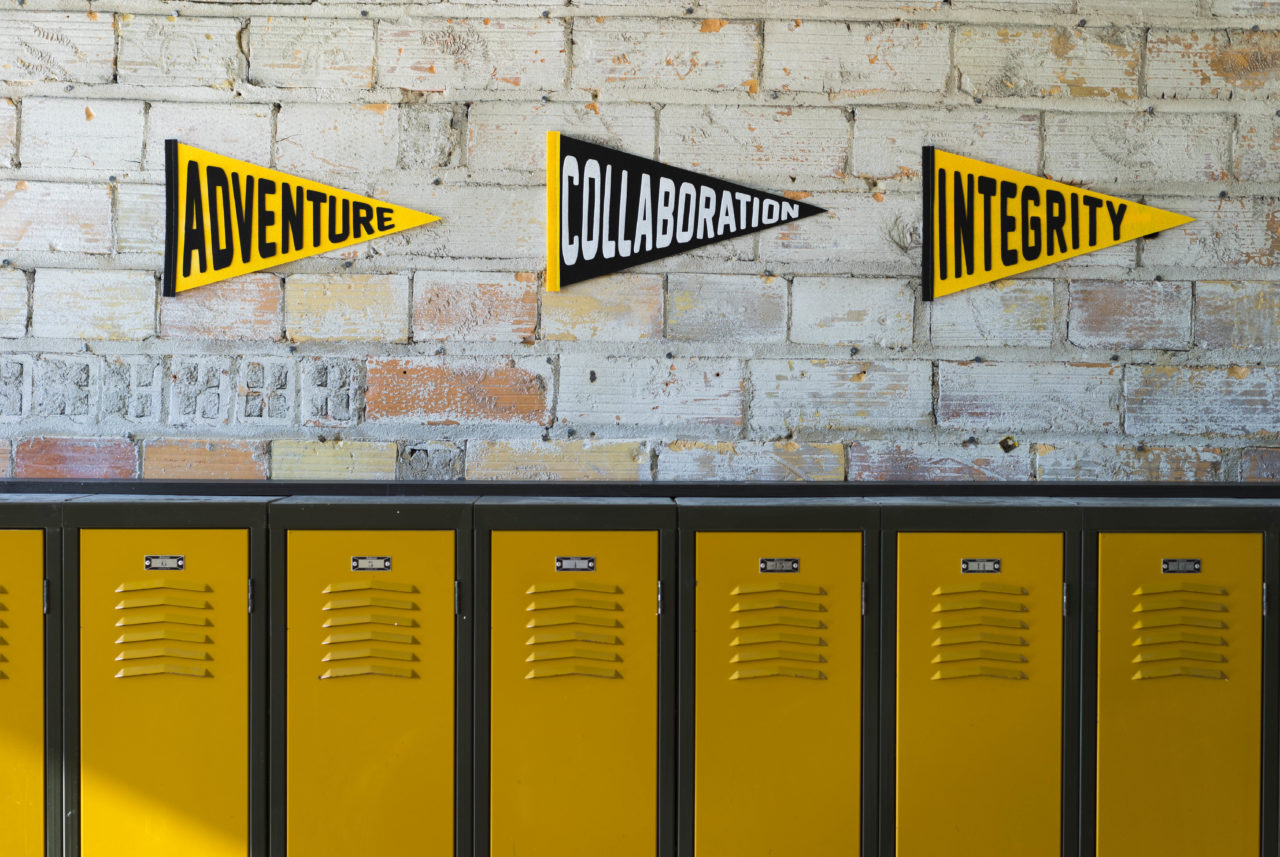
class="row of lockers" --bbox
[1,494,1277,857]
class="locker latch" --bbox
[961,558,1000,573]
[556,556,596,571]
[352,556,392,571]
[145,555,184,570]
[1162,558,1201,574]
[760,558,800,572]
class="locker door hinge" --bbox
[861,581,867,616]
[1063,582,1069,617]
[657,581,663,616]
[248,579,255,613]
[43,579,49,615]
[454,580,460,616]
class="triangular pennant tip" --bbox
[921,147,1194,300]
[164,140,439,295]
[546,131,825,291]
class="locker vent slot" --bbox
[320,581,421,679]
[729,585,827,680]
[114,579,215,679]
[524,582,624,679]
[1130,583,1230,680]
[930,583,1030,681]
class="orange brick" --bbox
[365,357,550,425]
[1148,29,1280,100]
[413,271,538,343]
[160,274,283,341]
[142,439,269,480]
[14,436,137,478]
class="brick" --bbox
[270,440,397,480]
[143,439,270,480]
[0,269,28,338]
[657,440,844,481]
[370,182,542,261]
[397,442,464,481]
[144,103,273,169]
[14,437,137,479]
[541,274,664,342]
[1045,112,1233,186]
[1236,113,1280,183]
[20,98,144,171]
[0,439,10,476]
[847,440,1033,481]
[115,184,166,255]
[1241,447,1280,481]
[32,270,156,340]
[0,182,112,254]
[118,16,243,86]
[301,358,364,427]
[574,18,758,92]
[466,439,650,480]
[658,106,850,182]
[938,361,1122,432]
[791,277,914,347]
[759,191,918,273]
[32,355,98,421]
[955,27,1141,100]
[160,273,283,341]
[749,359,932,435]
[276,104,399,179]
[1035,442,1222,481]
[249,18,375,89]
[0,99,15,168]
[285,274,410,343]
[237,357,295,425]
[377,18,564,92]
[1212,0,1280,15]
[930,279,1054,348]
[467,101,655,174]
[1078,0,1200,17]
[763,21,950,96]
[365,356,550,425]
[957,0,1071,8]
[558,356,743,436]
[1195,281,1280,348]
[1125,365,1280,435]
[1142,196,1279,270]
[413,270,538,343]
[170,356,232,426]
[853,107,1040,182]
[0,356,33,421]
[667,274,786,343]
[1068,280,1192,350]
[1148,29,1280,101]
[101,355,164,424]
[0,13,115,84]
[400,106,460,170]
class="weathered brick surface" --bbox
[1242,447,1280,481]
[114,184,166,255]
[759,191,918,273]
[0,13,115,84]
[118,16,243,87]
[14,436,137,479]
[160,274,283,342]
[847,440,1033,481]
[237,358,295,425]
[0,269,28,339]
[1147,30,1280,101]
[1236,113,1280,183]
[467,102,655,174]
[853,107,1040,182]
[0,182,113,254]
[938,362,1123,433]
[413,271,538,343]
[21,98,145,171]
[369,183,542,260]
[101,355,163,424]
[574,18,759,93]
[540,274,664,342]
[558,356,743,436]
[397,442,464,481]
[955,27,1141,100]
[31,270,156,341]
[144,103,274,170]
[1211,0,1280,15]
[400,106,460,170]
[0,99,15,168]
[1195,281,1280,349]
[0,356,33,422]
[749,359,932,436]
[170,357,233,427]
[276,104,400,179]
[365,357,550,425]
[1125,365,1280,436]
[1068,280,1192,350]
[1142,197,1279,270]
[32,355,98,422]
[285,275,410,343]
[249,18,375,89]
[467,439,651,481]
[1044,112,1233,186]
[667,275,787,343]
[143,439,269,480]
[763,21,950,96]
[657,441,844,481]
[301,358,364,427]
[659,106,850,183]
[1079,0,1200,16]
[1035,442,1222,481]
[378,18,564,92]
[270,440,397,480]
[930,279,1054,348]
[791,277,914,348]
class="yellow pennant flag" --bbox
[164,141,439,295]
[923,148,1194,300]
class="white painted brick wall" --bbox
[21,99,145,171]
[790,277,915,348]
[31,270,156,340]
[378,19,565,93]
[762,21,950,97]
[276,104,400,179]
[118,16,244,87]
[659,106,850,183]
[249,18,376,89]
[853,107,1040,182]
[573,18,760,93]
[144,103,274,169]
[0,13,115,84]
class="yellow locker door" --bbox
[694,532,861,857]
[0,530,45,857]
[1096,533,1262,857]
[490,530,658,857]
[286,530,455,856]
[80,529,249,857]
[897,532,1063,857]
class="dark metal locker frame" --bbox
[878,500,1083,857]
[266,496,476,857]
[473,497,678,857]
[61,495,274,857]
[1080,501,1280,857]
[674,498,880,857]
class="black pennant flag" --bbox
[547,133,826,290]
